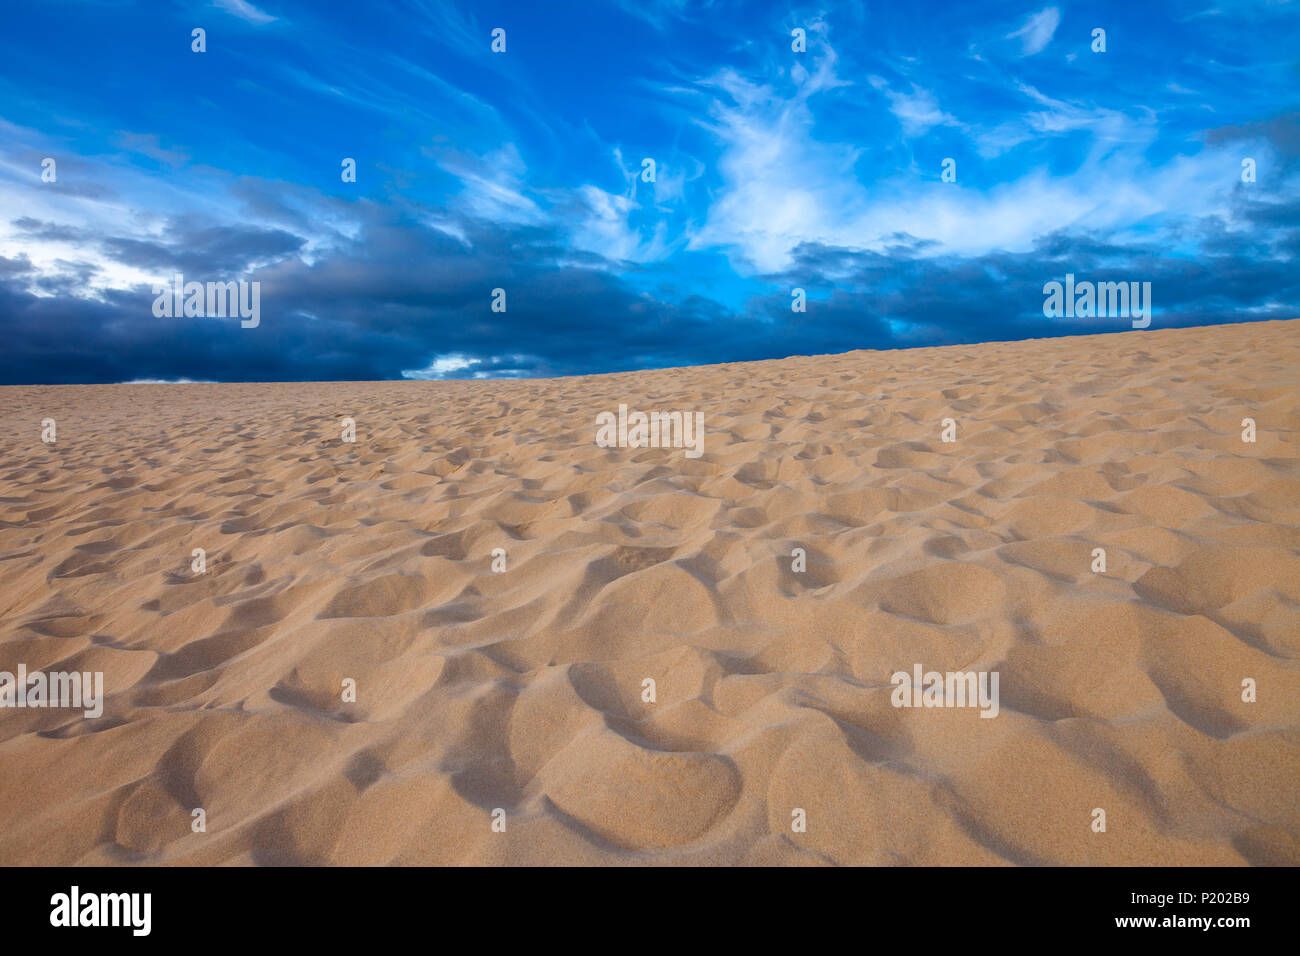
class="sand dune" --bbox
[0,319,1297,865]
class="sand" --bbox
[0,318,1297,866]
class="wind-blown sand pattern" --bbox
[1,319,1297,866]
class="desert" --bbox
[0,318,1297,865]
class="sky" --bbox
[0,0,1297,384]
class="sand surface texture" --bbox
[1,319,1297,865]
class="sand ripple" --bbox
[0,320,1297,864]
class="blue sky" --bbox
[1,0,1297,383]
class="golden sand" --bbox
[0,319,1297,865]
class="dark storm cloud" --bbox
[99,218,307,275]
[0,253,34,277]
[12,214,309,276]
[11,217,86,242]
[1,196,1296,386]
[773,228,1299,345]
[33,259,100,297]
[1205,110,1300,169]
[1238,195,1300,228]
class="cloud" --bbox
[566,185,673,264]
[122,377,217,384]
[213,0,277,25]
[114,132,190,167]
[669,35,1264,275]
[401,352,536,380]
[429,143,543,225]
[1007,7,1060,56]
[2,183,1295,385]
[1205,110,1300,170]
[869,77,961,137]
[97,218,306,276]
[401,352,482,379]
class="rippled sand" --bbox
[1,319,1297,865]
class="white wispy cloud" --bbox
[213,0,277,25]
[122,378,217,384]
[114,132,190,167]
[400,353,480,379]
[868,77,961,137]
[669,32,1247,272]
[401,352,535,379]
[568,184,673,263]
[432,142,543,225]
[1007,7,1060,56]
